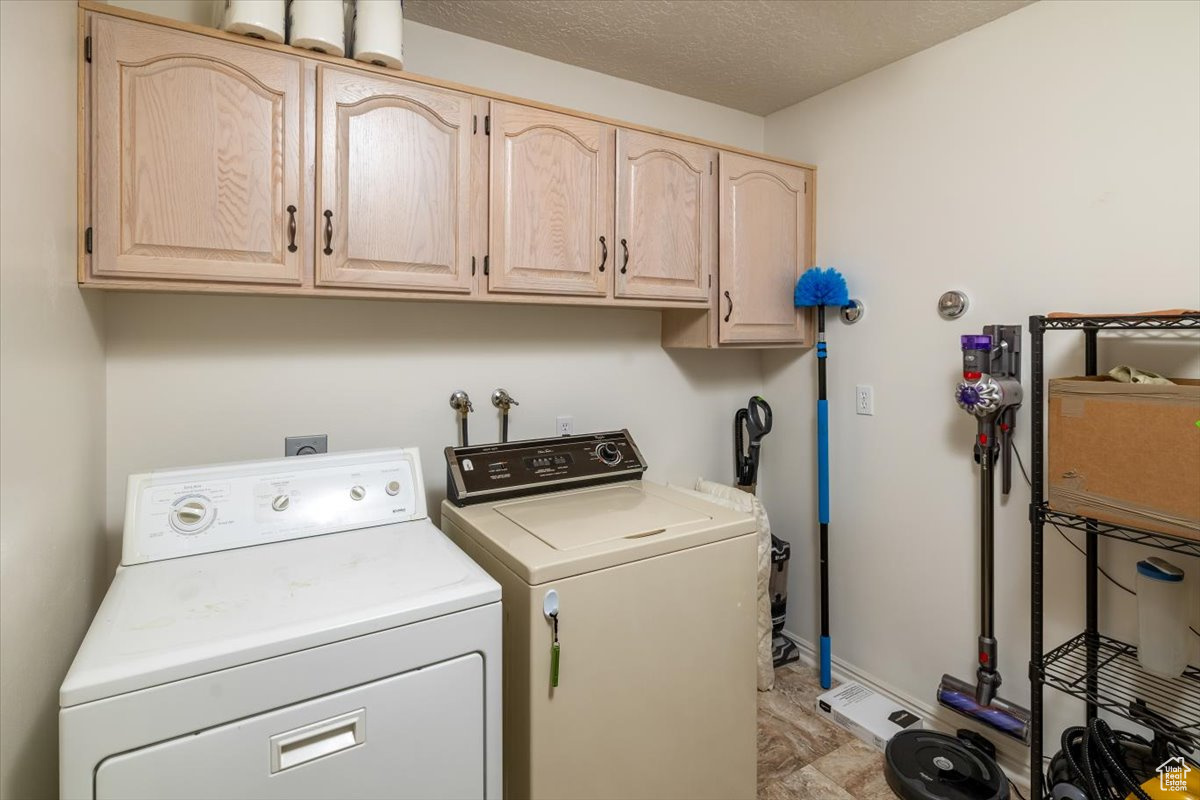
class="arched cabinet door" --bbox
[718,152,813,344]
[615,130,714,303]
[488,103,614,297]
[89,16,302,284]
[316,67,474,292]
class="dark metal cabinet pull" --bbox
[286,205,297,253]
[620,238,629,274]
[323,210,333,255]
[724,291,733,322]
[598,236,607,272]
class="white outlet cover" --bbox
[855,385,874,416]
[556,415,574,436]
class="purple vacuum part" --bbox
[937,674,1030,742]
[957,385,981,407]
[961,334,992,351]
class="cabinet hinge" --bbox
[708,274,712,288]
[473,115,477,135]
[471,256,476,276]
[85,36,92,63]
[484,115,490,136]
[84,227,93,254]
[804,179,808,194]
[709,161,713,175]
[483,255,490,275]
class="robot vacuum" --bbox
[885,730,1010,800]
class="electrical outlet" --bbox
[285,434,327,456]
[855,385,874,416]
[556,416,574,436]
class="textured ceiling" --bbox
[404,0,1031,115]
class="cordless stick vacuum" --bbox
[938,325,1032,743]
[884,327,1029,800]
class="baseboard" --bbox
[779,628,1033,794]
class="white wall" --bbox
[101,2,765,554]
[760,0,1200,762]
[0,3,109,799]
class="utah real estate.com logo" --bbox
[1158,756,1192,793]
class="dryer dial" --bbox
[170,497,214,535]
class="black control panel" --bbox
[445,430,648,506]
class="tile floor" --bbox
[758,665,897,800]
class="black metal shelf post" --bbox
[1027,312,1200,800]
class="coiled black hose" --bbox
[1052,720,1153,800]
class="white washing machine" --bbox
[441,431,758,800]
[60,448,501,800]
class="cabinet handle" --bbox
[323,210,333,256]
[598,236,607,272]
[286,205,297,253]
[724,291,733,322]
[620,238,629,274]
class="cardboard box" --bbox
[1048,376,1200,541]
[815,682,923,751]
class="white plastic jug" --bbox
[1136,557,1188,677]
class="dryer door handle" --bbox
[270,709,365,773]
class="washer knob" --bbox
[350,485,366,501]
[595,442,622,466]
[385,480,401,496]
[271,494,290,512]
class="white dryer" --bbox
[60,449,501,800]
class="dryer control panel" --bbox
[122,449,426,565]
[445,430,647,506]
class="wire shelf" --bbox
[1041,633,1200,736]
[1039,506,1200,557]
[1036,313,1200,331]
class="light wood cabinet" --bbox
[79,3,819,349]
[717,152,812,344]
[315,67,477,293]
[88,15,303,284]
[487,103,614,297]
[615,130,714,303]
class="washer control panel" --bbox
[445,430,647,506]
[122,449,425,565]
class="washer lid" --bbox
[60,520,500,707]
[442,481,756,584]
[497,485,710,550]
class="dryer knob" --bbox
[350,485,366,501]
[170,498,212,534]
[271,494,290,512]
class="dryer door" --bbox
[94,653,485,800]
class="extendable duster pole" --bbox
[816,306,832,689]
[794,267,849,691]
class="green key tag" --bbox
[550,641,560,688]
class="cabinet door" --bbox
[718,152,812,344]
[489,103,614,296]
[89,16,302,284]
[316,67,475,292]
[615,131,713,302]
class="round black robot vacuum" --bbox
[884,730,1009,800]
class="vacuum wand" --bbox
[939,325,1031,742]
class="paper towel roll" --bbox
[353,0,404,70]
[290,0,346,57]
[221,0,286,43]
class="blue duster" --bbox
[794,266,850,689]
